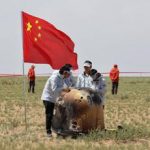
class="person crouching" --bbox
[41,66,71,137]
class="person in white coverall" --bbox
[90,69,107,109]
[52,64,75,87]
[76,60,93,88]
[41,66,71,137]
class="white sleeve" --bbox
[76,75,81,88]
[51,77,62,94]
[64,75,76,87]
[70,75,76,87]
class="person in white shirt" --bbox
[90,69,107,109]
[41,66,71,137]
[76,60,93,88]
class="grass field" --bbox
[0,76,150,150]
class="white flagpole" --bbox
[21,11,27,131]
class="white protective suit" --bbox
[52,70,75,87]
[76,73,93,88]
[91,75,107,105]
[41,72,66,103]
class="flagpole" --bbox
[21,11,27,131]
[22,61,27,131]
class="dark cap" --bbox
[59,66,70,75]
[90,69,97,76]
[84,60,92,67]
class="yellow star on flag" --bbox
[34,37,38,42]
[27,22,32,31]
[38,33,41,38]
[38,26,42,30]
[35,20,39,24]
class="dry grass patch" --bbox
[0,77,150,149]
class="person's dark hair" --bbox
[90,69,97,76]
[84,60,92,65]
[59,66,70,75]
[114,64,118,68]
[64,64,72,69]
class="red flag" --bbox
[22,12,78,69]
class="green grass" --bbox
[0,77,150,149]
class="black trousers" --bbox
[43,101,55,134]
[28,80,35,93]
[112,81,119,95]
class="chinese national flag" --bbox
[22,12,78,69]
